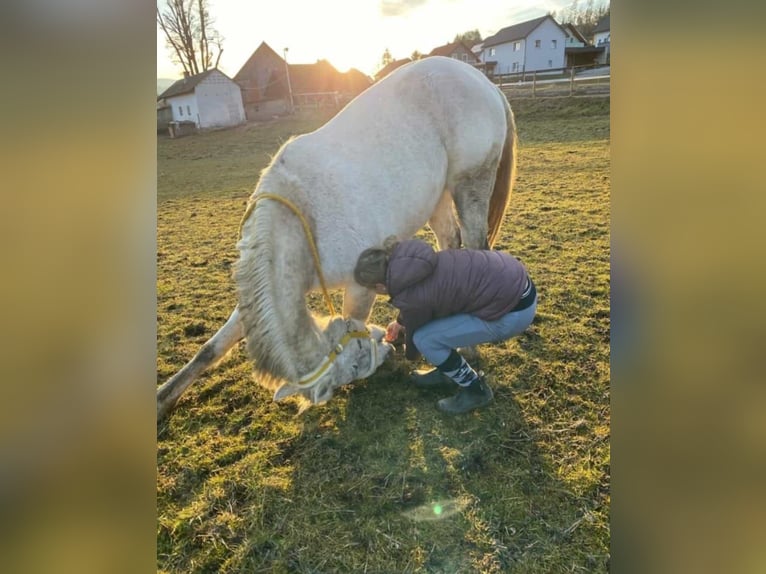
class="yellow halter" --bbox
[292,329,377,388]
[239,193,378,390]
[239,193,337,316]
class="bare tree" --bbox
[453,29,482,45]
[559,0,609,40]
[157,0,223,77]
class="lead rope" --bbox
[239,193,337,316]
[239,195,378,390]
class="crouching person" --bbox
[353,236,537,414]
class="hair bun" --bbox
[382,235,399,255]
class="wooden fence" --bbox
[495,65,610,98]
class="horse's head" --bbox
[273,317,393,404]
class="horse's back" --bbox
[256,57,510,282]
[323,57,507,177]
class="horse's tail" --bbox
[487,91,517,247]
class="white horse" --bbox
[157,56,517,419]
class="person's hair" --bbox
[353,235,399,288]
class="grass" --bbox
[157,97,610,573]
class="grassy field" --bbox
[157,96,610,573]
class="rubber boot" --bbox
[437,376,494,414]
[410,368,453,389]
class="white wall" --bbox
[195,70,246,129]
[524,18,567,72]
[482,40,526,76]
[594,31,610,64]
[594,31,610,46]
[168,93,199,124]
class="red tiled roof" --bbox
[427,41,478,62]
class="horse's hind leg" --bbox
[157,307,245,420]
[428,189,461,250]
[343,283,376,321]
[451,165,498,250]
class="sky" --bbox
[157,0,578,80]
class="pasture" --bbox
[157,96,610,573]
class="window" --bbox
[489,47,496,56]
[179,106,183,116]
[186,105,191,115]
[548,60,553,67]
[513,41,521,51]
[551,39,558,49]
[512,62,518,72]
[535,39,541,48]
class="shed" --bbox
[157,69,246,132]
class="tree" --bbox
[410,50,423,61]
[157,0,224,77]
[380,48,394,68]
[559,0,609,41]
[453,29,482,45]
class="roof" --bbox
[427,41,478,61]
[286,59,341,93]
[483,15,562,48]
[564,23,588,44]
[234,41,284,80]
[261,60,371,99]
[374,58,411,81]
[158,69,219,100]
[593,14,610,34]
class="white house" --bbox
[480,15,568,76]
[592,14,611,64]
[157,69,246,130]
[563,23,588,48]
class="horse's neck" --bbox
[235,197,328,387]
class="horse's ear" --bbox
[273,383,301,401]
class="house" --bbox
[157,101,173,134]
[563,23,606,68]
[563,23,588,48]
[234,42,291,119]
[157,69,246,132]
[479,15,568,76]
[373,58,411,82]
[235,42,372,119]
[591,14,610,64]
[468,42,496,77]
[427,41,479,64]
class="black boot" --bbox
[410,368,453,389]
[437,376,494,414]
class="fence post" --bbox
[570,67,575,96]
[533,71,537,98]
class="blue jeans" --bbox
[411,297,537,366]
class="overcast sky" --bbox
[157,0,589,79]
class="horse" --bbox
[156,56,517,420]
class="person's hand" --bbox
[385,321,403,343]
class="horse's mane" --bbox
[234,156,329,391]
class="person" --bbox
[353,236,537,414]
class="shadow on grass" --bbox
[201,344,607,572]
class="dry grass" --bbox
[157,97,610,573]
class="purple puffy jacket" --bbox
[386,239,530,359]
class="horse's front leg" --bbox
[343,282,377,322]
[157,307,245,420]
